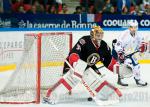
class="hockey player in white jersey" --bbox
[114,20,148,86]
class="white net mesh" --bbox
[0,32,78,103]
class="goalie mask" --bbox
[91,26,104,46]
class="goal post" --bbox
[0,32,72,104]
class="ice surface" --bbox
[0,64,149,107]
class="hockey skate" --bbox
[42,97,51,104]
[42,96,58,105]
[42,92,59,104]
[134,77,148,86]
[117,75,128,86]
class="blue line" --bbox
[0,28,149,31]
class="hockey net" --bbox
[0,32,88,104]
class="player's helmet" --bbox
[128,20,138,28]
[90,26,104,40]
[128,20,138,35]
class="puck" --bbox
[87,97,93,101]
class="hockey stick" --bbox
[118,50,140,78]
[124,50,139,59]
[97,65,105,69]
[48,38,120,106]
[97,50,139,69]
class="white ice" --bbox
[0,64,150,107]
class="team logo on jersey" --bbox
[79,39,86,45]
[76,44,81,51]
[87,53,100,66]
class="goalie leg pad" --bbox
[83,68,122,100]
[73,59,87,80]
[45,70,81,104]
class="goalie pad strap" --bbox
[46,78,72,97]
[95,80,122,97]
[74,72,82,79]
[60,78,72,90]
[95,81,108,93]
[106,82,122,97]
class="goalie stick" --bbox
[47,37,120,106]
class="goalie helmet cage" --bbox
[0,32,72,104]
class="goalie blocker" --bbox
[43,59,122,104]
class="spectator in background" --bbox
[140,0,150,12]
[143,4,150,15]
[80,0,88,7]
[12,0,24,13]
[103,0,113,14]
[0,0,3,13]
[2,0,12,13]
[81,6,88,14]
[47,4,57,14]
[94,0,105,14]
[26,5,36,14]
[88,5,94,14]
[122,6,128,15]
[80,0,94,9]
[145,5,150,15]
[46,0,61,14]
[46,0,56,6]
[130,5,142,16]
[55,0,62,13]
[103,6,117,14]
[110,6,117,14]
[111,0,117,7]
[32,0,44,13]
[73,6,82,14]
[18,5,26,13]
[59,3,68,14]
[23,0,31,4]
[117,0,131,14]
[143,0,150,6]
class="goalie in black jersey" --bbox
[63,26,117,74]
[43,26,122,105]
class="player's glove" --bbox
[139,42,147,53]
[69,53,80,67]
[118,51,125,63]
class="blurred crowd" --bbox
[0,0,149,15]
